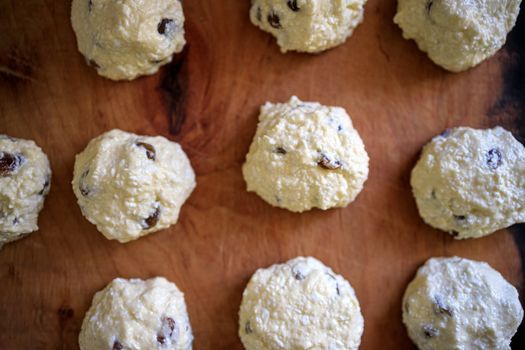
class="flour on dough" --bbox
[239,256,364,350]
[242,96,369,212]
[0,135,51,249]
[249,0,367,53]
[403,257,523,350]
[394,0,522,72]
[79,277,193,350]
[411,126,525,239]
[71,0,186,80]
[72,129,195,243]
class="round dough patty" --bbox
[71,0,186,80]
[79,277,193,350]
[72,129,196,243]
[393,0,521,72]
[239,256,364,350]
[0,135,51,248]
[411,126,525,239]
[242,96,369,212]
[249,0,367,53]
[403,257,523,350]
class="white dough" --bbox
[71,0,186,80]
[394,0,522,72]
[72,129,195,243]
[239,256,364,350]
[0,135,51,248]
[242,96,369,212]
[79,277,193,350]
[402,257,523,350]
[249,0,367,53]
[411,126,525,239]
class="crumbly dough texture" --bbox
[411,127,525,239]
[71,0,186,80]
[394,0,521,72]
[79,277,193,350]
[403,257,523,350]
[249,0,367,53]
[0,135,51,248]
[239,256,364,350]
[242,96,369,212]
[72,129,195,243]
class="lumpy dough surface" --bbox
[79,277,193,350]
[411,126,525,239]
[242,96,369,213]
[0,135,51,248]
[239,256,364,350]
[402,257,523,350]
[249,0,367,53]
[394,0,522,72]
[71,0,186,80]
[72,129,196,243]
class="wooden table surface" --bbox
[1,0,524,349]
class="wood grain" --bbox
[0,0,524,349]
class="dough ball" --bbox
[71,0,186,80]
[249,0,367,53]
[402,257,523,350]
[79,277,193,350]
[242,96,369,212]
[411,126,525,239]
[72,129,196,243]
[239,256,364,350]
[394,0,521,72]
[0,135,51,248]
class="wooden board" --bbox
[1,0,524,348]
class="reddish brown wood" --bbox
[0,1,522,349]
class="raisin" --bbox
[157,317,178,344]
[318,153,342,170]
[88,59,100,69]
[274,147,287,154]
[426,0,433,15]
[486,148,502,170]
[337,125,343,132]
[423,324,438,338]
[136,142,156,160]
[0,152,24,176]
[245,321,253,334]
[158,18,174,35]
[88,0,93,12]
[143,204,161,229]
[39,174,51,196]
[439,128,450,137]
[256,7,262,21]
[433,295,453,317]
[79,169,90,196]
[292,266,305,280]
[327,273,340,295]
[267,12,281,29]
[113,341,124,350]
[451,230,459,237]
[287,0,300,11]
[453,214,466,221]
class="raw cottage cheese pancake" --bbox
[239,256,364,350]
[402,257,523,350]
[249,0,367,53]
[411,126,525,239]
[394,0,522,72]
[242,96,369,212]
[72,129,195,243]
[71,0,186,80]
[0,135,51,248]
[79,277,193,350]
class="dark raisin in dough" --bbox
[113,341,124,350]
[158,18,174,35]
[274,147,287,154]
[287,0,300,11]
[136,142,156,160]
[318,153,342,170]
[423,324,438,338]
[245,321,253,334]
[0,152,24,176]
[486,148,502,170]
[157,317,178,344]
[79,169,91,196]
[143,205,161,229]
[267,12,281,29]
